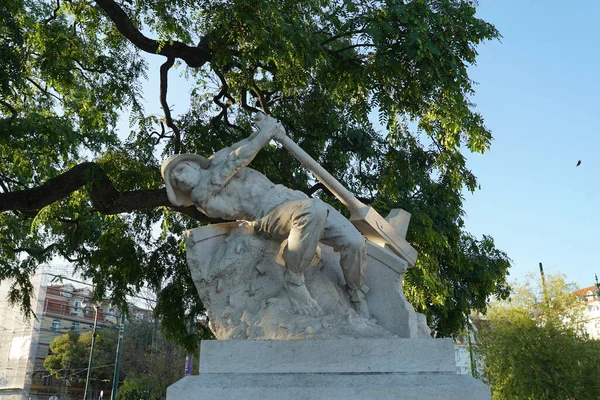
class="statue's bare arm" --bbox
[206,116,285,193]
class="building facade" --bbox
[0,271,149,400]
[0,272,45,400]
[30,283,119,399]
[576,284,600,339]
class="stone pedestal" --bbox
[167,339,491,399]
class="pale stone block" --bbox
[168,373,491,400]
[385,208,411,239]
[365,242,417,338]
[200,338,455,374]
[351,206,418,266]
[167,339,491,400]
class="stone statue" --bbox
[161,115,370,318]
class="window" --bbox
[73,301,82,312]
[135,313,142,321]
[71,322,80,332]
[43,374,53,386]
[51,319,61,332]
[455,348,461,361]
[108,308,115,316]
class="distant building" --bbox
[575,284,600,339]
[453,316,486,378]
[0,271,152,400]
[30,282,119,399]
[0,272,45,400]
[454,340,474,375]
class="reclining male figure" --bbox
[162,115,370,317]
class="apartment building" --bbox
[0,271,153,400]
[30,283,119,399]
[0,272,45,400]
[576,284,600,339]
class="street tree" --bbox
[117,319,194,400]
[44,329,117,391]
[0,0,510,348]
[44,319,195,399]
[478,274,600,399]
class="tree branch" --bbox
[306,182,325,196]
[73,59,106,74]
[26,77,61,101]
[0,100,17,119]
[159,57,181,154]
[241,89,262,113]
[4,242,59,257]
[43,0,60,24]
[335,43,376,54]
[0,162,223,224]
[320,29,365,46]
[250,85,270,114]
[304,182,373,204]
[212,71,244,133]
[94,0,212,68]
[0,172,24,189]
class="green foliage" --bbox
[1,0,510,348]
[117,376,153,400]
[478,274,600,400]
[44,329,117,389]
[44,318,197,398]
[117,319,196,400]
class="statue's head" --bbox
[161,154,210,207]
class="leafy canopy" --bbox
[44,329,118,389]
[1,0,510,347]
[44,320,191,399]
[478,274,600,400]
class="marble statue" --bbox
[162,116,492,400]
[161,115,370,318]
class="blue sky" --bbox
[127,0,599,289]
[462,0,600,287]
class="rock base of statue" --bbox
[166,338,491,400]
[184,222,430,340]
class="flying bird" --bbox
[576,160,582,167]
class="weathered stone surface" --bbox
[200,338,455,374]
[168,373,491,400]
[185,223,425,340]
[167,339,492,400]
[364,242,417,338]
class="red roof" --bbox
[575,285,598,297]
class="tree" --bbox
[44,329,117,392]
[0,0,510,348]
[117,319,194,400]
[44,319,195,399]
[478,274,600,399]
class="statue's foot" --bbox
[352,298,370,319]
[283,280,322,317]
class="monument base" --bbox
[167,339,491,400]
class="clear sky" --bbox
[123,0,599,290]
[462,0,600,288]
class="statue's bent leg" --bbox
[321,207,370,317]
[258,199,327,316]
